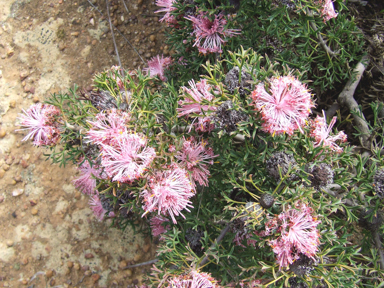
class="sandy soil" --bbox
[0,0,165,287]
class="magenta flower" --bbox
[177,79,218,118]
[318,0,338,22]
[150,215,170,237]
[18,103,61,146]
[141,166,195,224]
[155,0,177,26]
[144,55,172,82]
[89,194,107,221]
[86,109,131,146]
[251,76,314,136]
[73,159,106,195]
[266,202,321,269]
[100,132,156,183]
[185,11,240,54]
[168,270,220,288]
[310,111,347,153]
[176,137,217,187]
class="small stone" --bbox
[12,189,24,197]
[126,269,132,277]
[64,268,70,275]
[0,195,4,203]
[84,270,92,276]
[149,35,156,42]
[9,101,16,108]
[46,270,53,278]
[21,279,28,285]
[49,278,56,286]
[20,70,29,80]
[59,43,66,51]
[133,253,142,262]
[24,84,31,93]
[74,192,81,200]
[133,279,139,285]
[90,18,95,26]
[92,39,97,45]
[21,258,28,265]
[137,0,143,5]
[0,129,6,138]
[3,164,10,171]
[31,208,38,215]
[119,260,127,270]
[29,87,35,94]
[73,263,80,270]
[91,274,100,283]
[32,96,39,103]
[84,253,94,259]
[5,157,13,165]
[0,169,4,179]
[71,32,80,37]
[6,240,13,247]
[67,261,73,268]
[143,244,151,253]
[30,200,37,206]
[21,160,29,169]
[81,265,89,271]
[6,48,14,57]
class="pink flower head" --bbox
[310,111,347,153]
[86,109,131,146]
[144,55,172,82]
[141,166,195,224]
[251,76,314,136]
[155,0,177,26]
[100,132,156,183]
[177,79,219,118]
[193,117,215,133]
[176,137,218,187]
[267,202,321,269]
[150,215,170,237]
[318,0,338,22]
[168,270,220,288]
[89,194,107,221]
[73,159,106,195]
[18,103,61,146]
[185,11,240,54]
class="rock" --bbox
[31,208,38,215]
[21,258,28,265]
[30,200,37,206]
[64,268,70,275]
[29,86,35,94]
[21,279,28,285]
[9,101,16,108]
[126,269,132,277]
[21,160,29,169]
[46,270,53,278]
[67,261,73,268]
[119,260,127,270]
[81,265,89,271]
[3,164,10,171]
[74,192,81,200]
[59,43,66,51]
[143,243,151,253]
[5,157,13,165]
[0,195,4,203]
[20,70,29,80]
[6,240,13,247]
[71,32,80,37]
[12,189,24,197]
[138,0,143,5]
[90,18,95,26]
[32,96,39,103]
[0,129,6,138]
[74,263,80,270]
[49,278,56,286]
[0,169,5,179]
[91,274,100,283]
[149,35,156,42]
[133,252,142,262]
[84,253,94,259]
[92,39,98,45]
[84,270,92,276]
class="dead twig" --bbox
[123,259,159,269]
[106,0,122,69]
[338,55,371,149]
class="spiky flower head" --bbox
[305,162,334,190]
[310,111,347,153]
[251,76,314,136]
[176,137,218,187]
[212,100,248,133]
[155,0,178,26]
[141,165,195,224]
[73,159,106,195]
[289,253,315,277]
[89,194,108,221]
[373,168,384,198]
[168,269,220,288]
[100,132,156,183]
[144,55,172,82]
[224,67,253,97]
[150,215,170,237]
[185,11,240,54]
[317,0,338,22]
[86,109,131,146]
[267,202,321,269]
[18,103,61,146]
[265,151,298,182]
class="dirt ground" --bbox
[0,0,166,287]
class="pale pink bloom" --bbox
[267,202,320,269]
[155,0,177,26]
[141,166,195,224]
[177,79,218,118]
[150,215,170,237]
[169,145,176,152]
[176,137,218,187]
[100,132,156,183]
[168,270,220,288]
[73,160,105,195]
[318,0,338,22]
[185,11,240,54]
[251,76,314,136]
[310,111,347,153]
[86,109,131,146]
[193,117,215,133]
[18,103,61,146]
[233,230,258,248]
[144,55,172,81]
[89,194,107,221]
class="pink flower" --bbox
[150,215,170,237]
[318,0,338,22]
[176,137,217,187]
[141,166,195,224]
[73,159,106,195]
[18,103,61,146]
[310,111,347,153]
[251,76,314,136]
[100,132,156,183]
[155,0,177,26]
[144,55,172,81]
[86,109,131,146]
[193,117,215,133]
[168,270,220,288]
[89,194,107,221]
[110,65,124,89]
[266,203,321,269]
[185,11,240,54]
[177,79,218,118]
